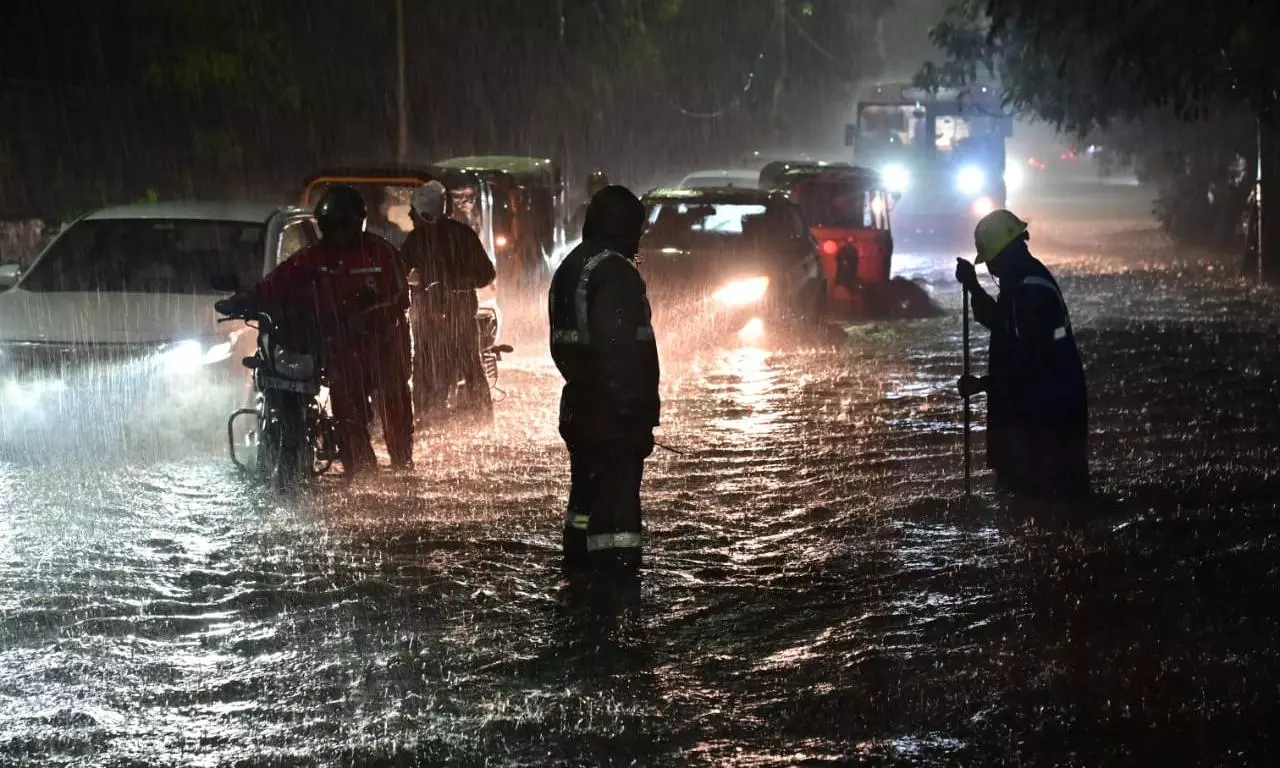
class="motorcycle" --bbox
[215,297,338,489]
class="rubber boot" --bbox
[562,524,589,572]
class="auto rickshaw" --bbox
[765,164,934,319]
[757,160,857,192]
[431,156,567,298]
[299,167,511,387]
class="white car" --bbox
[677,169,761,189]
[0,202,317,426]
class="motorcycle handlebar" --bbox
[215,305,276,333]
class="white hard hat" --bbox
[411,181,447,217]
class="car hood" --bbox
[0,288,224,344]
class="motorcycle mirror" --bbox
[209,273,240,293]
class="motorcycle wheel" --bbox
[260,391,305,490]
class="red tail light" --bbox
[821,239,839,255]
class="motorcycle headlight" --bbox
[882,164,910,193]
[713,276,770,306]
[956,165,986,195]
[156,336,235,372]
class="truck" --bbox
[846,82,1013,246]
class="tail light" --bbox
[821,239,840,256]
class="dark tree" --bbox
[921,0,1280,279]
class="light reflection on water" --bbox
[2,223,1280,764]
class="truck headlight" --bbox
[882,164,910,193]
[713,276,770,306]
[956,165,986,195]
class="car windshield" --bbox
[20,218,265,294]
[795,182,871,228]
[644,202,787,249]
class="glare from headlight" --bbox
[158,337,234,372]
[738,318,764,342]
[713,276,770,306]
[1,377,66,410]
[1004,162,1024,192]
[956,165,986,195]
[882,164,910,193]
[972,196,996,217]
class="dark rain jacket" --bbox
[401,217,496,317]
[549,192,660,446]
[970,253,1088,489]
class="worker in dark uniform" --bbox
[549,185,660,571]
[402,181,497,423]
[956,209,1089,497]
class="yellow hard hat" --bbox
[974,209,1029,264]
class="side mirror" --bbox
[844,124,856,148]
[0,263,21,289]
[209,273,241,293]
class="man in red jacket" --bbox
[249,185,414,475]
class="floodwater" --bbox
[3,191,1280,765]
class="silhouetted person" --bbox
[401,181,496,423]
[550,185,660,571]
[956,209,1089,497]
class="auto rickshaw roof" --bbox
[433,155,560,182]
[643,186,788,205]
[300,166,448,206]
[766,165,883,190]
[302,166,443,186]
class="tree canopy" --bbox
[921,0,1280,256]
[922,0,1280,134]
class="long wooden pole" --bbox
[962,287,972,497]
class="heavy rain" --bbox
[2,1,1280,766]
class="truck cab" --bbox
[847,83,1013,245]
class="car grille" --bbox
[0,341,163,378]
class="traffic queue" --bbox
[0,153,1088,576]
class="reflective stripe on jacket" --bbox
[549,242,661,440]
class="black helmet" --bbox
[314,185,367,226]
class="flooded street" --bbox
[4,199,1280,764]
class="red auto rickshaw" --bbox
[780,167,896,315]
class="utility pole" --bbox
[396,0,409,164]
[771,0,788,145]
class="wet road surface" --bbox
[3,212,1280,765]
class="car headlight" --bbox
[956,165,986,195]
[882,164,910,193]
[713,276,770,306]
[156,336,235,372]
